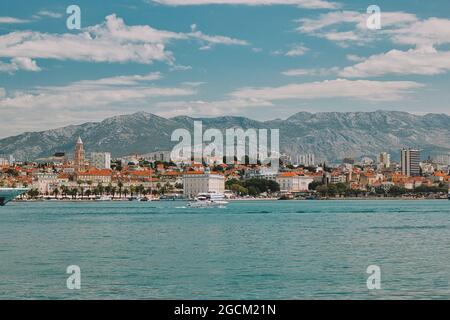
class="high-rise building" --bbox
[74,137,85,171]
[297,153,315,166]
[401,148,421,176]
[378,152,391,169]
[91,152,111,169]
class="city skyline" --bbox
[1,0,450,138]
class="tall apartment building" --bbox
[91,152,111,169]
[401,148,421,176]
[183,172,225,198]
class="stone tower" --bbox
[74,137,85,171]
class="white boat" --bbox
[96,196,112,201]
[0,188,29,206]
[187,192,228,208]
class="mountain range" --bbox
[0,110,449,163]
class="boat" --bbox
[0,188,29,206]
[187,192,228,208]
[96,195,112,201]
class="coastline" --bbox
[11,196,448,203]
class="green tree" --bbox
[118,181,123,197]
[335,183,348,196]
[309,181,323,191]
[53,187,59,199]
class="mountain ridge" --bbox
[1,110,449,162]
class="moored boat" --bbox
[96,195,112,201]
[0,188,29,206]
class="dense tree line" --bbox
[226,178,280,196]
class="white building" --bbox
[183,172,225,198]
[91,152,111,169]
[244,167,278,181]
[297,153,315,166]
[142,151,171,163]
[35,172,59,194]
[276,172,313,192]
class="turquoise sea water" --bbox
[0,200,449,300]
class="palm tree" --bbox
[118,181,123,198]
[87,180,93,193]
[70,188,78,199]
[53,187,59,199]
[61,186,69,199]
[130,185,136,197]
[105,183,112,195]
[97,183,104,196]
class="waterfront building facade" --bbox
[76,169,112,184]
[276,172,313,192]
[183,172,225,198]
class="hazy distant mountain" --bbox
[0,110,449,162]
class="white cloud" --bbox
[0,57,41,74]
[340,47,450,78]
[285,44,309,57]
[230,79,424,101]
[181,81,206,87]
[72,72,162,86]
[296,11,450,78]
[297,11,419,45]
[35,10,63,19]
[154,98,273,118]
[390,18,450,48]
[346,54,364,62]
[0,73,194,110]
[0,14,248,67]
[189,29,249,48]
[0,73,197,136]
[272,44,309,57]
[297,11,450,50]
[0,17,30,24]
[152,0,339,9]
[282,67,338,76]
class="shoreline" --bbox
[12,197,448,203]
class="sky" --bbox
[1,0,450,138]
